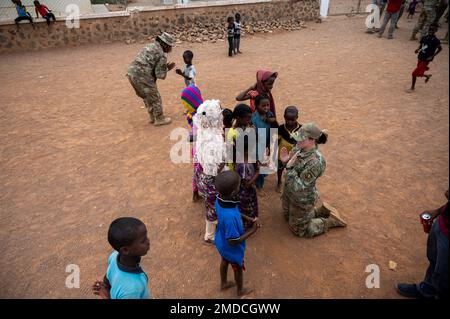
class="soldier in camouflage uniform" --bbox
[127,32,175,126]
[280,123,346,238]
[411,0,440,40]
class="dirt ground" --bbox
[0,15,448,299]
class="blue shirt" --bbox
[214,199,246,265]
[106,251,151,299]
[252,111,274,157]
[16,4,27,17]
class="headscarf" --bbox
[181,84,203,127]
[255,69,278,116]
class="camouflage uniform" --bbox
[127,41,168,121]
[281,146,327,238]
[412,0,439,39]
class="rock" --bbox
[195,37,202,43]
[389,260,397,271]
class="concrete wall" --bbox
[0,0,319,53]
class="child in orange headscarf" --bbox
[235,69,278,117]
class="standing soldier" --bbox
[127,32,175,126]
[280,123,347,238]
[411,0,440,40]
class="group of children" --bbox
[11,0,56,28]
[93,43,305,297]
[92,9,448,298]
[227,13,243,57]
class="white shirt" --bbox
[183,64,197,86]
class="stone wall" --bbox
[0,0,319,53]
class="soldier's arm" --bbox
[154,55,168,80]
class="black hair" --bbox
[284,105,299,117]
[215,171,241,197]
[233,103,252,119]
[227,16,234,23]
[235,12,241,19]
[108,217,145,252]
[183,50,193,59]
[222,108,233,127]
[429,23,438,31]
[317,131,328,145]
[33,0,40,5]
[254,94,270,107]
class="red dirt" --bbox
[0,15,448,298]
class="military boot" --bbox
[325,212,347,229]
[314,203,331,218]
[148,112,155,124]
[154,116,172,126]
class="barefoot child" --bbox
[176,50,197,86]
[251,94,277,192]
[234,13,242,54]
[93,217,151,299]
[227,16,235,57]
[214,171,260,296]
[409,24,442,91]
[276,106,302,192]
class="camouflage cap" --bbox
[157,32,174,47]
[292,123,322,142]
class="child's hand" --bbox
[167,62,176,71]
[280,147,290,163]
[92,281,111,299]
[253,217,262,228]
[243,180,252,189]
[251,221,260,231]
[175,68,182,75]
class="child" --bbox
[251,95,277,193]
[12,0,34,28]
[222,108,233,131]
[176,50,197,87]
[181,84,203,141]
[194,100,226,245]
[277,106,302,193]
[407,0,417,19]
[33,1,55,26]
[234,13,242,54]
[227,16,235,57]
[181,85,204,201]
[408,24,442,92]
[235,139,259,230]
[92,217,151,299]
[214,170,260,297]
[226,104,254,171]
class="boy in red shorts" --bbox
[408,24,442,92]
